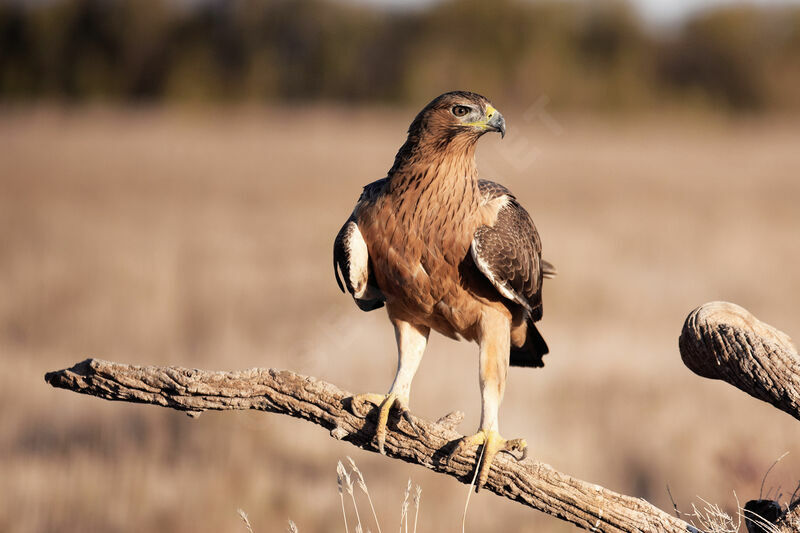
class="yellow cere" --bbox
[463,104,496,129]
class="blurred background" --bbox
[2,0,800,531]
[3,0,800,110]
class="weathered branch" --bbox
[44,300,800,533]
[46,358,695,533]
[679,301,800,422]
[680,301,800,532]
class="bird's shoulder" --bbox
[478,178,515,203]
[357,177,389,204]
[477,179,536,244]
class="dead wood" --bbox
[680,301,800,532]
[45,358,695,533]
[679,301,800,422]
[42,300,800,532]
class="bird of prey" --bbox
[333,91,555,490]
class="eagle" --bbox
[333,91,555,490]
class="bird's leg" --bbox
[447,308,527,492]
[350,320,429,454]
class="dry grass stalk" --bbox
[286,519,299,533]
[413,486,422,533]
[339,459,419,533]
[237,509,255,533]
[348,456,383,533]
[760,452,790,501]
[668,485,797,533]
[400,478,411,533]
[686,497,738,533]
[347,473,363,529]
[461,443,486,533]
[742,509,782,533]
[337,461,351,533]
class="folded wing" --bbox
[472,180,547,321]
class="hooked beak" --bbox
[485,105,506,138]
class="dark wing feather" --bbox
[479,180,557,282]
[473,181,544,321]
[333,218,354,294]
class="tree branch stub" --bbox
[679,301,800,422]
[680,301,800,532]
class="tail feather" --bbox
[542,260,558,279]
[354,297,384,311]
[510,321,549,368]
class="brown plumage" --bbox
[333,91,554,490]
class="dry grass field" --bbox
[1,106,799,532]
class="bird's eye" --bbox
[451,105,470,117]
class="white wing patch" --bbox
[344,221,370,298]
[482,194,511,226]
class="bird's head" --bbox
[407,91,506,149]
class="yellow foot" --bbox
[350,392,419,454]
[447,429,527,492]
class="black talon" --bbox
[499,448,523,461]
[498,442,528,462]
[400,409,421,437]
[445,442,463,467]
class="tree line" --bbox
[1,0,799,112]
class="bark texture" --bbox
[679,301,800,422]
[46,358,695,533]
[680,301,800,532]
